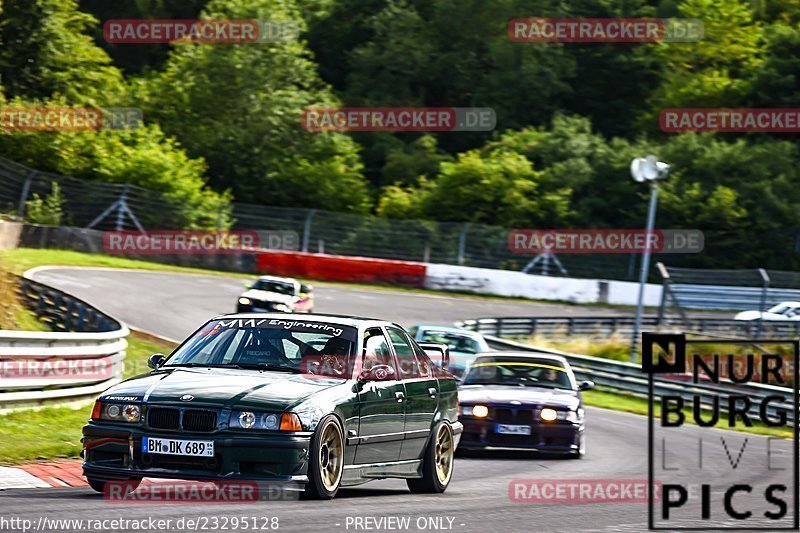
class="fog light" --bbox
[472,405,489,418]
[540,408,558,422]
[239,411,256,429]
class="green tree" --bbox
[0,0,125,105]
[643,0,763,128]
[140,0,371,212]
[423,147,572,227]
[0,100,227,229]
[25,181,64,225]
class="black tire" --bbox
[87,477,141,494]
[303,415,345,500]
[407,421,454,494]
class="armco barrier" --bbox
[256,250,426,287]
[458,316,800,339]
[479,334,796,426]
[0,275,128,409]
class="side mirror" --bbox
[578,380,595,391]
[358,364,396,382]
[148,353,167,370]
[418,342,450,369]
[300,284,313,293]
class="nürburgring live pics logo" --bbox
[643,332,799,530]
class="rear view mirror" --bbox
[418,342,450,369]
[148,353,167,369]
[578,380,595,391]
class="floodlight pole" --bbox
[630,182,660,362]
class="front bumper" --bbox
[82,423,312,484]
[458,418,582,453]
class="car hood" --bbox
[458,384,580,410]
[240,289,295,303]
[101,367,341,411]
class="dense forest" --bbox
[1,0,799,269]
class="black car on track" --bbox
[457,352,594,457]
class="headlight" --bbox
[238,297,251,305]
[540,407,558,422]
[230,410,281,430]
[539,408,580,422]
[274,303,290,312]
[471,405,489,418]
[99,403,140,423]
[123,404,140,422]
[239,411,255,429]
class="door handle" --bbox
[428,387,437,398]
[395,391,405,403]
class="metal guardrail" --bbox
[479,334,796,427]
[458,316,800,339]
[0,275,128,408]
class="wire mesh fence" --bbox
[0,156,735,280]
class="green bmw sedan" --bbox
[82,313,462,499]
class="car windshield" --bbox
[420,331,482,354]
[251,280,296,296]
[165,318,357,373]
[462,358,572,389]
[768,304,795,314]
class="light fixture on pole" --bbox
[630,155,670,362]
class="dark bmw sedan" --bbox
[457,353,593,457]
[82,313,461,499]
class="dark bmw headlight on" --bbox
[94,402,140,423]
[460,404,489,418]
[229,410,280,430]
[238,297,251,305]
[539,407,580,423]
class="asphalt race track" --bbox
[26,267,642,341]
[0,267,793,532]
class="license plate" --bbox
[142,437,214,457]
[495,424,532,435]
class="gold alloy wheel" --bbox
[434,424,454,485]
[319,421,344,492]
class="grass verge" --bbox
[0,331,177,465]
[583,389,792,439]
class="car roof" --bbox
[212,312,392,328]
[473,352,570,364]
